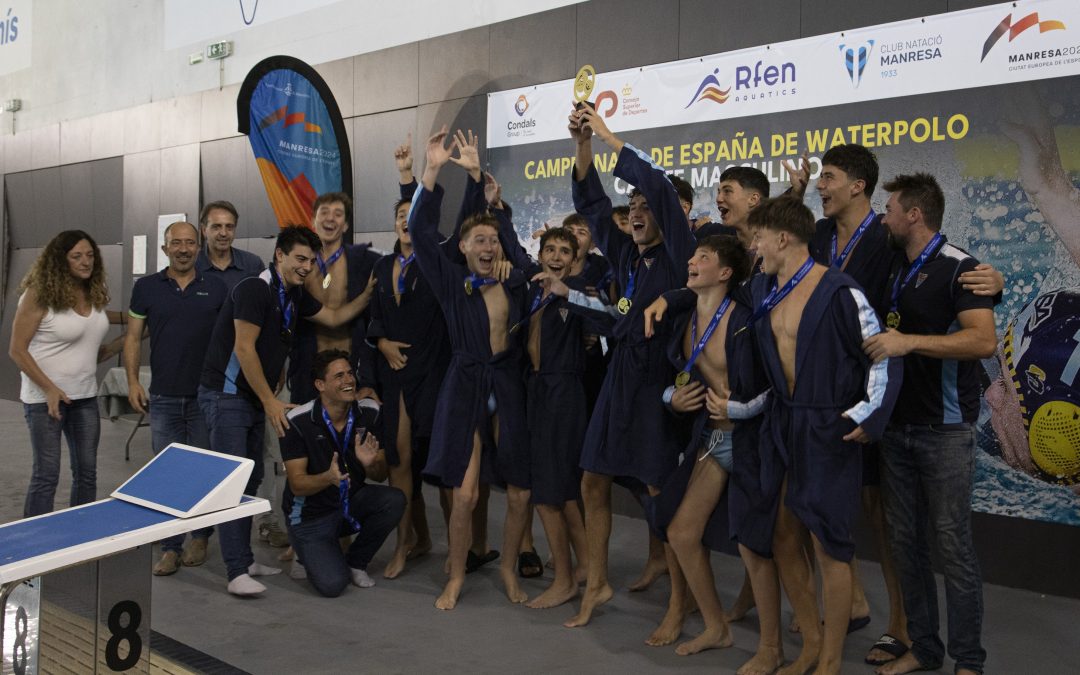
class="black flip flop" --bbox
[865,633,909,666]
[466,549,500,574]
[847,614,871,634]
[518,549,543,578]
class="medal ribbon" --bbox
[316,245,346,279]
[679,296,732,380]
[465,273,498,293]
[321,406,361,533]
[744,256,816,329]
[830,209,875,268]
[510,289,558,333]
[889,232,943,315]
[397,253,415,294]
[622,255,643,301]
[269,264,295,328]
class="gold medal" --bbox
[321,273,332,289]
[464,278,474,295]
[886,311,900,329]
[675,371,691,388]
[573,64,596,103]
[617,297,631,314]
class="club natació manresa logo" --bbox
[839,39,875,87]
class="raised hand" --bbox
[782,151,811,199]
[394,133,413,174]
[567,107,593,143]
[421,125,457,190]
[484,172,503,208]
[425,125,456,170]
[449,129,482,181]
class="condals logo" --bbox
[981,12,1066,62]
[684,68,730,107]
[507,92,536,138]
[839,39,875,87]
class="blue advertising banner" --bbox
[237,55,351,230]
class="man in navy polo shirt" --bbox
[198,226,377,597]
[125,221,228,576]
[195,200,265,291]
[864,173,996,675]
[281,349,404,597]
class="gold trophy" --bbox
[573,64,596,111]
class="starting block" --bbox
[0,444,269,673]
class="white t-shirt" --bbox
[18,292,110,404]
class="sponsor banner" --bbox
[237,55,352,230]
[487,0,1080,148]
[0,0,32,77]
[484,0,1080,526]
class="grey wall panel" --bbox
[59,116,92,167]
[575,0,679,72]
[123,102,163,156]
[354,43,420,116]
[416,95,488,237]
[5,128,32,174]
[159,94,202,150]
[801,0,948,37]
[88,110,125,162]
[234,236,274,268]
[5,172,34,248]
[419,27,493,105]
[159,144,200,225]
[0,248,43,401]
[200,136,246,221]
[122,151,161,313]
[59,163,95,233]
[91,157,124,245]
[488,6,577,91]
[30,124,61,171]
[679,0,800,57]
[947,0,1006,10]
[314,57,355,120]
[31,169,66,247]
[351,108,418,235]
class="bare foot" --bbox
[777,645,818,675]
[563,583,614,627]
[407,537,432,560]
[726,583,756,622]
[383,547,408,579]
[435,578,463,610]
[788,616,801,634]
[737,646,785,675]
[675,625,734,656]
[527,580,579,609]
[875,652,929,675]
[499,566,528,604]
[645,605,687,647]
[444,557,451,575]
[628,557,668,592]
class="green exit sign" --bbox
[206,41,233,60]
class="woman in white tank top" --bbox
[9,230,126,517]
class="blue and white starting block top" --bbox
[0,444,269,584]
